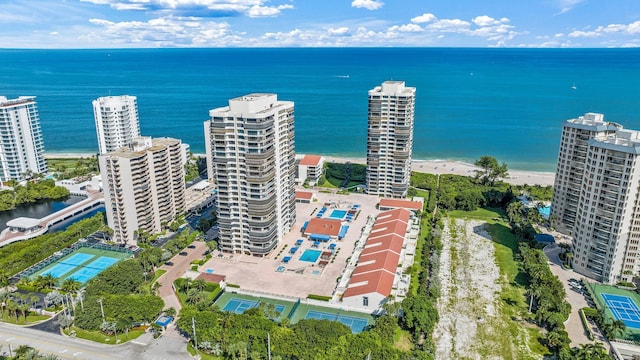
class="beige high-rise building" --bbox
[552,113,640,284]
[0,96,47,182]
[366,81,415,198]
[93,95,141,155]
[100,137,185,245]
[204,93,296,256]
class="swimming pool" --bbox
[300,249,321,262]
[329,210,347,219]
[539,206,551,219]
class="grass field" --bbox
[447,208,549,358]
[67,326,146,344]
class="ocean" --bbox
[1,48,639,172]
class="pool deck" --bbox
[201,189,382,299]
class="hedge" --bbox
[307,294,331,301]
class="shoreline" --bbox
[45,152,556,186]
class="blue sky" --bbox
[1,0,639,48]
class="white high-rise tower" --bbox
[204,93,296,255]
[93,95,141,155]
[366,81,416,198]
[0,96,47,182]
[552,113,640,284]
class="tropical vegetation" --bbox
[0,179,70,211]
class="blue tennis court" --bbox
[223,298,286,315]
[42,253,96,278]
[305,310,369,333]
[66,256,120,283]
[602,293,640,329]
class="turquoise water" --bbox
[540,206,551,218]
[1,48,639,171]
[300,249,322,262]
[329,210,347,219]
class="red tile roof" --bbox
[343,270,395,298]
[299,155,323,166]
[361,234,404,256]
[196,273,227,284]
[369,221,408,239]
[379,198,423,211]
[295,191,314,200]
[375,208,411,225]
[353,251,400,275]
[304,217,342,237]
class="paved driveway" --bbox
[156,241,209,312]
[543,244,593,347]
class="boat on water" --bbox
[571,83,577,90]
[337,75,350,78]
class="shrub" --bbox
[307,294,331,301]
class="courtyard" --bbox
[201,189,382,299]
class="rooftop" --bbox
[343,269,395,298]
[379,198,423,211]
[299,155,323,166]
[295,191,314,200]
[304,217,342,237]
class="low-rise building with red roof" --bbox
[296,154,325,185]
[303,217,342,238]
[295,191,316,203]
[379,198,424,212]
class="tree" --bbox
[58,314,74,332]
[44,291,63,308]
[474,155,508,185]
[164,307,177,318]
[193,279,207,292]
[61,279,81,293]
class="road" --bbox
[0,321,191,360]
[157,240,209,312]
[543,243,595,347]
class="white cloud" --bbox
[50,31,59,35]
[388,24,423,33]
[427,19,471,32]
[351,0,384,11]
[328,27,350,36]
[80,0,294,18]
[85,16,233,46]
[567,20,640,38]
[557,0,585,14]
[411,13,436,24]
[472,15,500,27]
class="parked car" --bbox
[179,251,188,256]
[165,261,174,266]
[188,245,196,249]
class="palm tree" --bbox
[40,354,61,360]
[61,279,81,293]
[24,348,41,360]
[186,289,205,305]
[193,279,207,292]
[178,278,193,293]
[29,295,39,312]
[0,292,10,318]
[607,319,626,339]
[40,273,57,289]
[164,307,177,318]
[6,299,18,322]
[0,271,10,292]
[14,345,34,358]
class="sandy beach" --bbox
[45,152,555,186]
[324,156,555,186]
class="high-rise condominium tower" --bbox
[552,113,640,283]
[204,93,296,255]
[0,96,47,182]
[366,81,416,198]
[93,95,141,154]
[100,137,185,245]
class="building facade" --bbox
[0,96,47,182]
[204,93,296,255]
[366,81,416,198]
[93,95,141,155]
[100,137,185,244]
[552,113,640,284]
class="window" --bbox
[363,296,369,306]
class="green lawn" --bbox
[0,313,50,325]
[448,208,549,358]
[67,326,146,344]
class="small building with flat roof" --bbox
[295,191,316,203]
[6,217,41,233]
